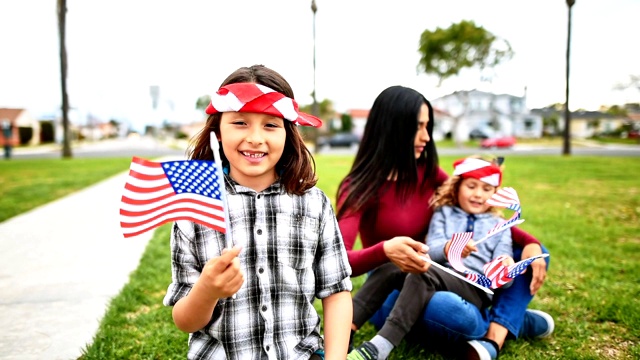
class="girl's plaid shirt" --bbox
[164,179,352,360]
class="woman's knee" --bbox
[421,291,488,339]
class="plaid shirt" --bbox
[164,177,352,360]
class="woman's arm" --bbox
[321,291,353,360]
[521,243,547,295]
[510,226,541,247]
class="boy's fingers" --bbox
[214,246,242,270]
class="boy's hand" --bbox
[200,246,244,299]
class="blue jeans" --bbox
[369,245,550,344]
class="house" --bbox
[532,107,630,138]
[0,108,41,145]
[344,107,453,141]
[431,90,543,141]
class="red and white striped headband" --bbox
[205,83,322,128]
[452,158,502,187]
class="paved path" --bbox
[0,155,182,360]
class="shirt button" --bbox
[266,345,270,351]
[257,194,262,199]
[258,268,264,274]
[261,305,267,312]
[257,229,262,235]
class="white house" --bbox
[431,89,543,141]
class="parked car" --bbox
[469,128,492,139]
[480,136,516,149]
[317,132,360,148]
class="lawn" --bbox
[5,155,638,359]
[0,157,133,222]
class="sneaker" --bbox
[464,339,499,360]
[347,341,379,360]
[522,309,555,338]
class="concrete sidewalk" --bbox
[0,156,182,360]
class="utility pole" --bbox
[57,0,72,158]
[562,0,576,155]
[311,0,319,153]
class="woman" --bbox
[336,85,551,359]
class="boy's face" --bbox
[457,177,497,215]
[220,111,286,191]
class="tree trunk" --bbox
[57,0,72,158]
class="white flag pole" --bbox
[210,132,237,299]
[210,132,233,249]
[423,258,494,295]
[473,219,525,246]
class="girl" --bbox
[348,156,514,360]
[163,65,353,360]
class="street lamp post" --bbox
[562,0,575,155]
[311,0,319,153]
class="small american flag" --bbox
[447,232,473,273]
[119,157,226,238]
[486,187,521,212]
[474,187,524,246]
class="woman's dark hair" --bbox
[336,85,439,219]
[188,65,317,195]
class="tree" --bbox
[340,113,353,133]
[57,0,72,158]
[418,20,513,86]
[417,20,513,146]
[614,74,640,93]
[195,95,211,113]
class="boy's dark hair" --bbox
[189,65,317,195]
[336,85,439,219]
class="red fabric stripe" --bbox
[132,156,163,168]
[120,207,224,228]
[119,198,224,217]
[124,182,173,194]
[120,192,174,205]
[121,216,225,238]
[128,169,166,181]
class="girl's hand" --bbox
[500,255,515,267]
[444,239,477,258]
[199,246,244,299]
[462,240,478,258]
[383,237,430,274]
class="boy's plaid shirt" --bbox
[164,179,352,360]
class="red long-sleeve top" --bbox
[338,166,540,277]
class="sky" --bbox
[1,0,638,132]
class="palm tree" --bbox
[57,0,72,158]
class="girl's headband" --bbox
[452,157,502,187]
[205,83,323,128]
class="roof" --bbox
[0,108,25,122]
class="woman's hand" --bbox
[383,236,430,274]
[521,243,547,295]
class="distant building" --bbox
[532,107,630,139]
[344,107,452,141]
[431,89,543,141]
[0,108,41,145]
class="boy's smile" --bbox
[220,111,286,192]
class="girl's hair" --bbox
[188,65,317,195]
[336,85,439,219]
[430,155,504,216]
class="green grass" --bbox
[0,158,133,222]
[6,155,639,359]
